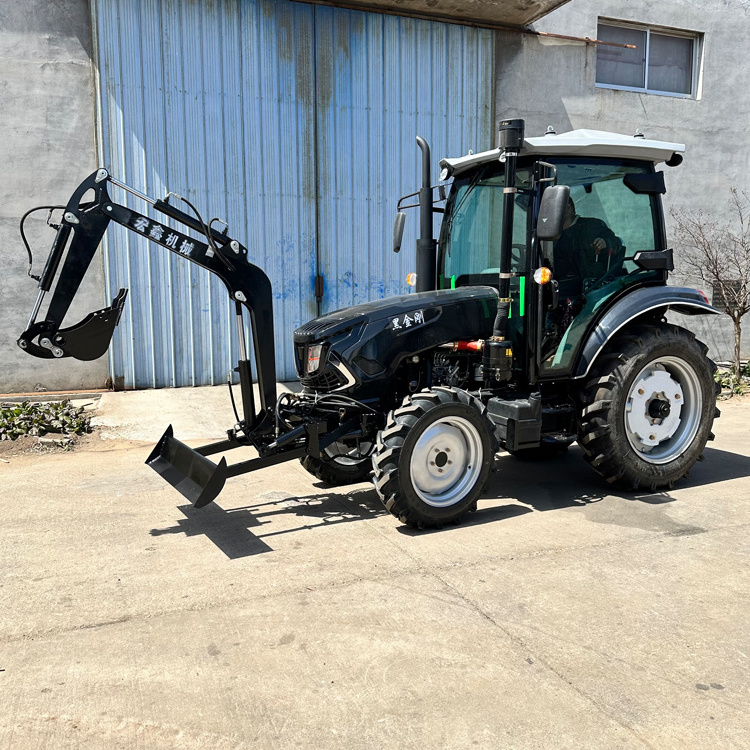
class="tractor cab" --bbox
[436,128,681,382]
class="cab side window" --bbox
[541,160,662,373]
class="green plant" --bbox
[0,400,92,441]
[714,369,747,396]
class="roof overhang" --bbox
[440,129,687,178]
[295,0,572,28]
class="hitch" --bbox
[145,418,340,508]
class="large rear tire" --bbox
[372,387,495,529]
[577,323,718,491]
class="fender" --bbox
[573,286,719,380]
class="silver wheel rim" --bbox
[410,416,483,507]
[624,356,703,465]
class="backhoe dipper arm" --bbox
[18,169,277,417]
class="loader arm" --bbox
[18,169,277,419]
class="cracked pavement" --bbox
[1,388,749,748]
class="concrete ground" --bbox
[1,386,750,749]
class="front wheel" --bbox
[300,440,373,485]
[577,323,718,491]
[372,387,495,529]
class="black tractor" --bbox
[19,119,719,528]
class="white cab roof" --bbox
[441,129,685,177]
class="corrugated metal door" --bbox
[94,0,494,387]
[94,0,318,388]
[313,8,495,313]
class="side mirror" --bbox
[393,211,406,253]
[536,184,570,241]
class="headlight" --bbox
[307,343,323,374]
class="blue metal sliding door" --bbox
[94,0,494,386]
[313,8,495,314]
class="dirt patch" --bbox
[717,391,750,404]
[0,429,100,459]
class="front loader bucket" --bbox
[146,425,227,508]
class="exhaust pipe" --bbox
[415,136,437,293]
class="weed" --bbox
[0,400,91,441]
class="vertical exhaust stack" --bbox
[484,118,525,384]
[415,136,437,293]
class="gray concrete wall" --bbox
[494,0,750,363]
[0,0,107,393]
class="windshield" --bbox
[438,161,535,289]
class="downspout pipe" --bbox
[415,136,437,292]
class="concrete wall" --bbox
[494,0,750,362]
[0,0,107,394]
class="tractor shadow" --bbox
[400,444,750,535]
[489,444,750,510]
[150,445,750,555]
[149,485,387,559]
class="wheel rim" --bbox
[624,356,703,465]
[409,416,483,507]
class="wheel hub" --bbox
[410,416,483,507]
[648,398,672,420]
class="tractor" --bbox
[18,118,719,528]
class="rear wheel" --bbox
[577,323,718,490]
[372,387,495,529]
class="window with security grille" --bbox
[596,21,701,98]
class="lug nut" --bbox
[649,434,656,441]
[430,461,435,466]
[675,394,681,400]
[638,388,644,395]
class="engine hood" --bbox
[293,286,499,394]
[293,287,498,344]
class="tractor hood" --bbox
[293,286,499,392]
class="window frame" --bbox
[595,20,702,100]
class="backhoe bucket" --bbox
[146,425,227,508]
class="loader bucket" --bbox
[146,425,227,508]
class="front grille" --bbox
[299,366,346,393]
[293,344,306,378]
[293,319,334,339]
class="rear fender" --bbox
[573,286,719,380]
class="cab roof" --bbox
[440,128,685,179]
